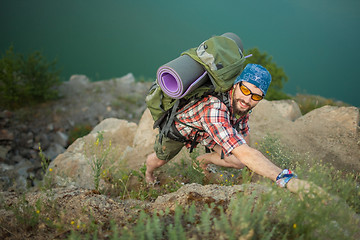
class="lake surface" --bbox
[1,0,360,106]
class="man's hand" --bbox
[286,178,329,200]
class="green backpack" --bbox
[146,33,247,144]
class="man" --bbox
[146,64,309,193]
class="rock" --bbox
[0,129,14,141]
[152,183,270,211]
[53,131,69,148]
[0,110,12,119]
[49,118,138,189]
[0,162,14,171]
[250,102,360,172]
[49,139,92,188]
[18,147,38,160]
[0,145,11,161]
[91,118,137,135]
[34,133,50,150]
[271,99,302,121]
[16,159,33,177]
[132,109,158,151]
[249,99,291,143]
[44,143,66,161]
[47,123,54,131]
[296,105,359,135]
[69,75,91,88]
[10,155,26,165]
[3,159,35,191]
[0,73,152,191]
[113,73,135,85]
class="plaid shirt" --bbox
[174,88,249,156]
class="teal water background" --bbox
[1,0,360,107]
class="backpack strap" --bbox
[158,99,180,143]
[171,91,231,154]
[158,89,233,157]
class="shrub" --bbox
[244,47,290,101]
[68,123,93,145]
[0,45,61,109]
[293,94,350,114]
[85,131,112,191]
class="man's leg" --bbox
[196,145,246,172]
[145,152,167,183]
[145,135,184,184]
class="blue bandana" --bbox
[234,64,272,96]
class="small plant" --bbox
[85,131,112,191]
[38,143,54,190]
[0,45,61,109]
[254,134,299,170]
[4,196,42,231]
[245,47,290,101]
[293,93,350,114]
[68,123,93,145]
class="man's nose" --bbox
[243,94,252,103]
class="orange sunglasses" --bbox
[238,82,264,101]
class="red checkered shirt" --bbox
[174,88,250,156]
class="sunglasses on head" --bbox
[238,82,264,101]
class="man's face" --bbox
[232,81,263,116]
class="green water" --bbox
[1,0,360,107]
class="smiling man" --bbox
[146,64,303,192]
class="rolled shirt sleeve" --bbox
[175,95,249,156]
[201,99,247,156]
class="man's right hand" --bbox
[286,178,329,200]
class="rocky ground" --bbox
[0,73,152,191]
[0,73,359,239]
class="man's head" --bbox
[234,64,272,96]
[232,64,271,115]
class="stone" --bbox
[152,183,270,211]
[0,129,14,141]
[10,155,26,164]
[34,133,50,150]
[0,145,11,161]
[49,118,138,189]
[69,75,90,88]
[53,131,69,147]
[133,109,158,150]
[44,143,66,161]
[271,99,302,121]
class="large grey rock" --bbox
[53,131,69,148]
[152,183,270,211]
[133,109,157,148]
[49,118,138,189]
[68,75,91,88]
[250,101,360,172]
[270,99,302,121]
[44,143,66,161]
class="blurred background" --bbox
[1,0,359,107]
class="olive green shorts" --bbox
[154,134,184,161]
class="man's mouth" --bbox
[239,100,249,109]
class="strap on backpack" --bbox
[159,99,180,143]
[159,90,232,159]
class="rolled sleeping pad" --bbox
[157,32,243,99]
[157,55,209,99]
[221,32,244,53]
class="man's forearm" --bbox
[232,144,282,181]
[243,134,250,145]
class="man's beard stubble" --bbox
[232,97,253,116]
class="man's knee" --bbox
[154,135,184,161]
[223,154,246,169]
